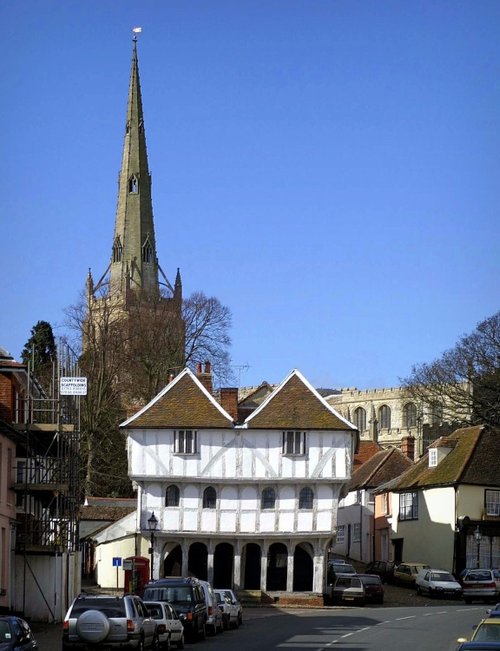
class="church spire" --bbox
[109,36,159,298]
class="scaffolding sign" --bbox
[60,377,87,395]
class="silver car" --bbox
[62,594,157,650]
[144,601,184,649]
[462,569,499,604]
[415,569,462,598]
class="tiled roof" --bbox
[245,371,355,430]
[349,447,413,491]
[382,425,500,490]
[121,369,233,429]
[353,441,382,468]
[80,505,136,521]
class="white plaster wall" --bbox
[456,485,485,519]
[95,536,137,590]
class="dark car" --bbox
[358,573,384,604]
[0,616,38,650]
[456,644,500,650]
[143,577,207,641]
[62,593,157,650]
[365,560,397,584]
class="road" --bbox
[32,602,488,651]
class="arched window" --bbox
[165,484,179,507]
[128,175,138,193]
[112,236,123,263]
[379,404,391,429]
[299,487,314,510]
[142,236,153,263]
[403,403,417,428]
[354,407,366,432]
[203,486,216,509]
[261,488,276,510]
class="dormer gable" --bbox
[428,437,457,468]
[244,369,356,430]
[120,367,234,429]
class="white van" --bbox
[197,580,224,635]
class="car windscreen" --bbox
[71,599,127,617]
[431,572,455,582]
[360,576,381,585]
[144,586,193,604]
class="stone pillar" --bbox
[260,545,268,592]
[181,542,189,577]
[207,549,214,585]
[286,545,294,592]
[233,541,241,589]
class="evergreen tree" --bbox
[21,320,57,393]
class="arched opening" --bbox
[163,544,182,577]
[213,542,233,588]
[293,543,313,591]
[188,542,208,580]
[242,543,261,590]
[266,542,287,591]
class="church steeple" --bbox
[110,37,159,298]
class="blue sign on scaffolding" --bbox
[112,557,122,567]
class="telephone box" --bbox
[123,556,150,596]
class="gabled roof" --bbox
[381,425,500,491]
[244,369,356,430]
[349,447,413,491]
[120,368,234,429]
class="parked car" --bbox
[62,593,157,650]
[326,561,357,586]
[331,575,365,605]
[415,569,463,599]
[462,569,499,604]
[487,604,500,618]
[364,560,397,584]
[218,589,243,626]
[456,643,500,650]
[143,577,207,641]
[358,574,384,604]
[393,562,430,587]
[144,600,185,649]
[197,580,224,635]
[214,589,239,628]
[0,615,38,650]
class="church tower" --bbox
[85,35,184,376]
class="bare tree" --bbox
[402,311,500,427]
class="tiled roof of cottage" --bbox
[380,425,500,491]
[80,505,136,521]
[245,370,356,430]
[120,369,233,429]
[349,447,413,491]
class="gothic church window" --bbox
[378,404,391,429]
[142,236,153,263]
[354,407,366,432]
[112,237,123,263]
[165,484,180,507]
[403,402,417,428]
[299,487,314,510]
[129,175,138,193]
[261,488,276,510]
[203,486,216,509]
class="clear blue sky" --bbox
[1,1,499,390]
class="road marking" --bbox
[396,616,416,621]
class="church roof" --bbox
[120,368,234,429]
[244,369,357,431]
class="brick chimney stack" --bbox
[197,360,213,394]
[220,388,239,422]
[401,435,415,461]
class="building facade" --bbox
[122,367,357,595]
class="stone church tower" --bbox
[85,36,185,375]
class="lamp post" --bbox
[473,525,482,569]
[147,511,158,581]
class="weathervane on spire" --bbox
[132,26,142,42]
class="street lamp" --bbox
[147,511,158,581]
[473,525,482,569]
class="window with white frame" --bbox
[336,525,345,543]
[485,489,500,516]
[353,522,361,542]
[174,430,197,454]
[282,431,306,456]
[381,492,389,515]
[399,491,418,520]
[429,448,438,467]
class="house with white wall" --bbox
[121,366,357,596]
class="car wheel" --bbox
[151,632,160,650]
[416,586,422,596]
[465,597,472,604]
[138,636,145,651]
[198,623,206,640]
[176,632,184,650]
[238,613,243,626]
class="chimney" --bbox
[401,435,415,461]
[197,360,213,394]
[220,388,238,422]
